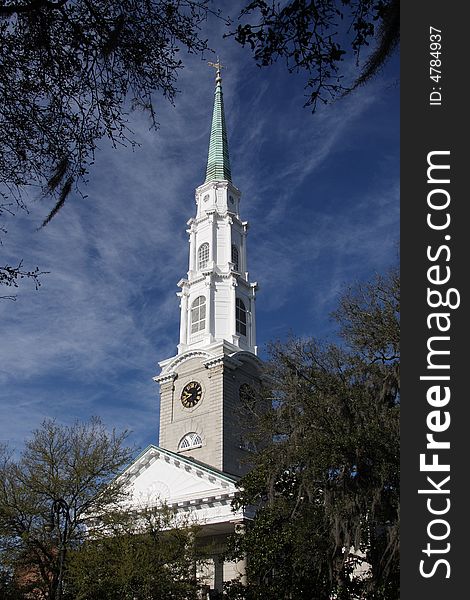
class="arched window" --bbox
[198,243,209,270]
[236,298,247,336]
[178,432,203,451]
[191,296,206,333]
[231,245,239,271]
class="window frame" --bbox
[178,432,203,451]
[197,242,210,270]
[191,296,206,334]
[235,297,247,336]
[231,244,239,272]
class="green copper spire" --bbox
[205,60,232,183]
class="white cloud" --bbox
[0,11,398,453]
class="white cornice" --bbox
[231,351,263,369]
[192,211,245,227]
[155,349,214,379]
[195,180,241,196]
[171,492,235,510]
[203,354,242,370]
[180,271,251,287]
[156,335,260,379]
[153,372,177,385]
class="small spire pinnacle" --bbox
[208,57,224,83]
[205,57,232,184]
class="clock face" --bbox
[181,381,203,408]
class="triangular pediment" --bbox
[122,445,239,509]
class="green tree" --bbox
[0,417,133,598]
[0,562,23,599]
[225,267,400,599]
[67,504,201,600]
[232,0,400,110]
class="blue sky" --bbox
[0,5,399,453]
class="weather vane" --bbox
[208,56,225,81]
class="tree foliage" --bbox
[232,0,400,110]
[0,261,45,301]
[225,267,400,599]
[0,417,133,598]
[0,0,213,297]
[67,504,201,600]
[0,0,399,212]
[0,0,211,215]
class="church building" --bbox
[122,63,263,594]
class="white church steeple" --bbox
[176,67,258,356]
[122,66,261,587]
[154,67,263,476]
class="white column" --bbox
[230,278,238,345]
[234,522,248,586]
[241,223,248,279]
[205,276,213,341]
[189,226,196,274]
[179,290,189,348]
[250,290,257,354]
[240,230,245,276]
[214,555,224,593]
[210,213,217,266]
[226,215,233,271]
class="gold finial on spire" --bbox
[208,56,224,82]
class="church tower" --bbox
[154,64,261,476]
